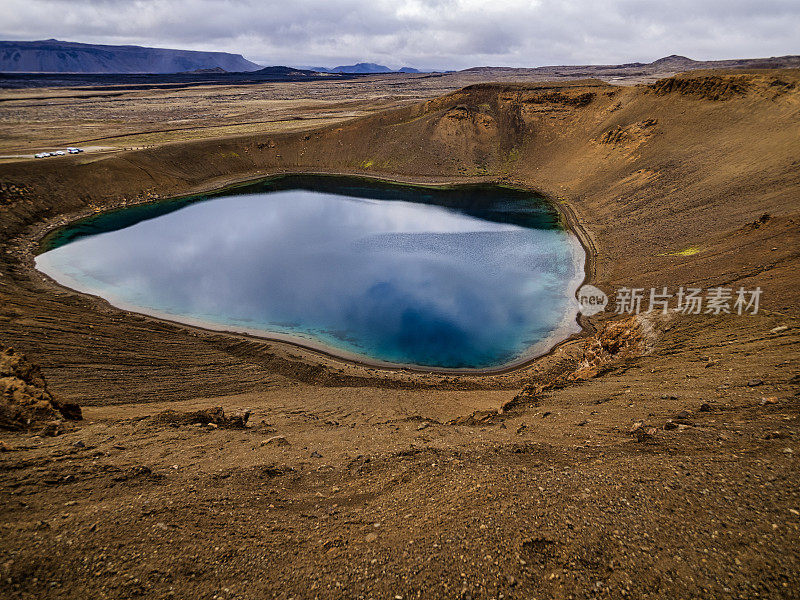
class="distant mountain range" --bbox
[0,39,262,73]
[2,41,797,81]
[298,63,424,74]
[459,54,800,79]
[0,41,431,75]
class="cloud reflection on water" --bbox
[37,188,583,368]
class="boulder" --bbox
[152,406,251,428]
[0,344,81,430]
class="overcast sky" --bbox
[1,0,798,70]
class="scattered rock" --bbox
[630,421,657,442]
[771,325,788,334]
[664,420,678,430]
[449,410,495,426]
[111,465,156,482]
[641,427,658,441]
[510,386,541,407]
[152,406,250,429]
[0,440,12,451]
[747,379,763,387]
[72,440,85,448]
[365,532,378,542]
[509,319,645,409]
[310,451,322,458]
[39,420,66,437]
[571,317,646,382]
[698,403,712,412]
[227,409,252,429]
[577,420,588,426]
[260,435,289,447]
[675,410,690,420]
[57,402,83,421]
[760,397,778,405]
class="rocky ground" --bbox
[0,344,81,431]
[0,313,798,599]
[3,55,796,158]
[0,68,799,598]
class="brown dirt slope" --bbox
[1,70,798,299]
[0,69,799,600]
[0,70,798,403]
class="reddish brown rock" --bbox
[0,344,81,430]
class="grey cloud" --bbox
[1,0,798,70]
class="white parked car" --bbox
[54,150,66,156]
[67,147,83,154]
[35,153,47,158]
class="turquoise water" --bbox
[36,175,584,369]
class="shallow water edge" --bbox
[32,172,593,374]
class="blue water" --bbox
[36,176,584,369]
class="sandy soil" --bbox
[5,59,783,157]
[0,80,419,156]
[0,68,799,599]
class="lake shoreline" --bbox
[32,172,592,375]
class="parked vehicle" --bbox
[33,149,83,159]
